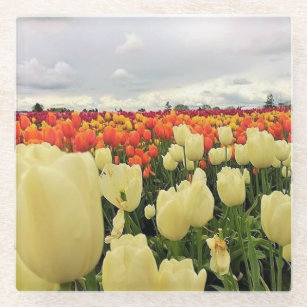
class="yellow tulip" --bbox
[274,140,291,161]
[16,253,59,291]
[144,204,156,220]
[156,187,190,241]
[173,124,191,146]
[102,234,159,291]
[234,144,249,166]
[206,235,230,275]
[158,258,207,291]
[168,144,184,162]
[246,130,275,168]
[95,147,112,171]
[261,191,291,246]
[218,126,233,146]
[163,152,178,171]
[217,167,246,207]
[17,148,104,283]
[100,163,142,212]
[185,133,204,161]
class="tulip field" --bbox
[16,107,291,291]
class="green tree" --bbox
[264,94,275,108]
[174,104,189,111]
[138,108,146,112]
[32,102,44,112]
[164,101,172,111]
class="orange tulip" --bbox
[129,131,140,147]
[43,126,57,145]
[103,126,116,145]
[46,112,57,126]
[148,144,158,157]
[126,145,135,157]
[71,111,81,129]
[19,115,31,130]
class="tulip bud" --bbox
[95,147,112,171]
[208,148,223,165]
[183,157,194,171]
[283,153,291,167]
[217,167,246,207]
[173,124,191,146]
[16,253,59,291]
[206,234,230,275]
[282,166,291,178]
[102,234,159,290]
[158,258,207,291]
[100,163,143,212]
[234,144,249,166]
[246,130,275,168]
[185,133,204,161]
[243,168,250,184]
[184,174,214,227]
[218,126,233,146]
[261,191,291,246]
[156,187,190,241]
[271,156,281,168]
[163,152,178,171]
[17,148,104,283]
[274,140,291,161]
[283,244,291,262]
[144,204,156,219]
[168,144,184,162]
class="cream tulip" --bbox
[184,177,214,227]
[274,140,291,162]
[100,163,142,212]
[168,144,184,162]
[102,234,159,291]
[17,150,104,283]
[243,168,250,185]
[283,153,291,167]
[217,167,246,207]
[158,258,207,291]
[282,166,291,178]
[283,244,291,262]
[206,235,230,275]
[271,156,281,168]
[183,157,194,171]
[173,124,191,146]
[156,187,190,241]
[16,253,59,291]
[246,130,275,168]
[144,204,156,219]
[235,144,249,166]
[163,152,178,171]
[261,191,291,246]
[208,148,225,165]
[95,147,112,170]
[218,126,233,146]
[185,133,204,161]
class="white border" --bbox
[1,2,307,306]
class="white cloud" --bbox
[17,58,76,89]
[111,68,134,80]
[17,95,94,111]
[99,74,291,111]
[115,33,144,54]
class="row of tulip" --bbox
[16,108,291,291]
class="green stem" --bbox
[277,245,283,291]
[171,240,180,260]
[261,168,267,194]
[225,146,227,166]
[255,172,260,197]
[234,207,253,290]
[269,241,276,291]
[59,282,71,291]
[85,269,98,291]
[124,211,131,234]
[196,227,203,272]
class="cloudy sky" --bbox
[17,17,291,111]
